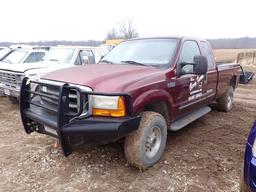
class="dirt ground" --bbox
[0,68,255,192]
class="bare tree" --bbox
[105,19,139,40]
[118,19,139,39]
[106,28,120,40]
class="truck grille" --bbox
[39,84,88,115]
[0,71,23,89]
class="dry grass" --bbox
[213,49,256,63]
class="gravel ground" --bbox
[0,71,255,192]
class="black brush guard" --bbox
[20,78,141,156]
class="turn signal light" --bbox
[92,96,126,117]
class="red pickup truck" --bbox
[20,37,241,169]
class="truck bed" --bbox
[216,63,241,100]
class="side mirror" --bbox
[193,55,208,75]
[82,56,89,64]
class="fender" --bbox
[132,89,174,116]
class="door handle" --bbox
[204,74,208,84]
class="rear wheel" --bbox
[217,86,234,112]
[124,111,167,170]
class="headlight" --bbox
[252,139,256,157]
[92,95,126,117]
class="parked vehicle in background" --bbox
[0,48,15,61]
[20,37,241,169]
[0,46,103,101]
[0,48,46,64]
[32,46,51,51]
[100,39,124,56]
[0,48,47,101]
[9,44,34,49]
[241,121,256,192]
[105,39,123,47]
[0,47,8,50]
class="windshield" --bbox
[100,45,113,55]
[2,50,28,64]
[43,48,75,64]
[0,48,11,60]
[101,39,179,66]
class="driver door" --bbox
[173,40,208,119]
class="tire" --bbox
[240,162,250,192]
[124,111,167,170]
[8,96,19,104]
[217,86,234,112]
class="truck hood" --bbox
[0,61,64,73]
[42,64,166,92]
[24,65,72,79]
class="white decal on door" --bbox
[188,75,205,100]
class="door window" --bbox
[35,52,45,61]
[24,53,36,63]
[24,52,45,63]
[179,41,201,73]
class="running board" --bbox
[169,106,211,131]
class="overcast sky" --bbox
[0,0,255,42]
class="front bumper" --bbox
[244,144,256,191]
[20,78,140,156]
[23,107,140,144]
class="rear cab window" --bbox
[200,41,215,70]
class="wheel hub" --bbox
[227,93,233,110]
[145,126,162,159]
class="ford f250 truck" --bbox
[20,37,241,169]
[0,46,103,102]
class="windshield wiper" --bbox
[121,60,146,66]
[101,59,113,64]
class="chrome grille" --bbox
[0,71,23,89]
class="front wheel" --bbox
[124,111,167,170]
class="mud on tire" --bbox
[124,111,167,170]
[217,86,234,112]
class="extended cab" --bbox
[0,46,103,101]
[20,37,241,169]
